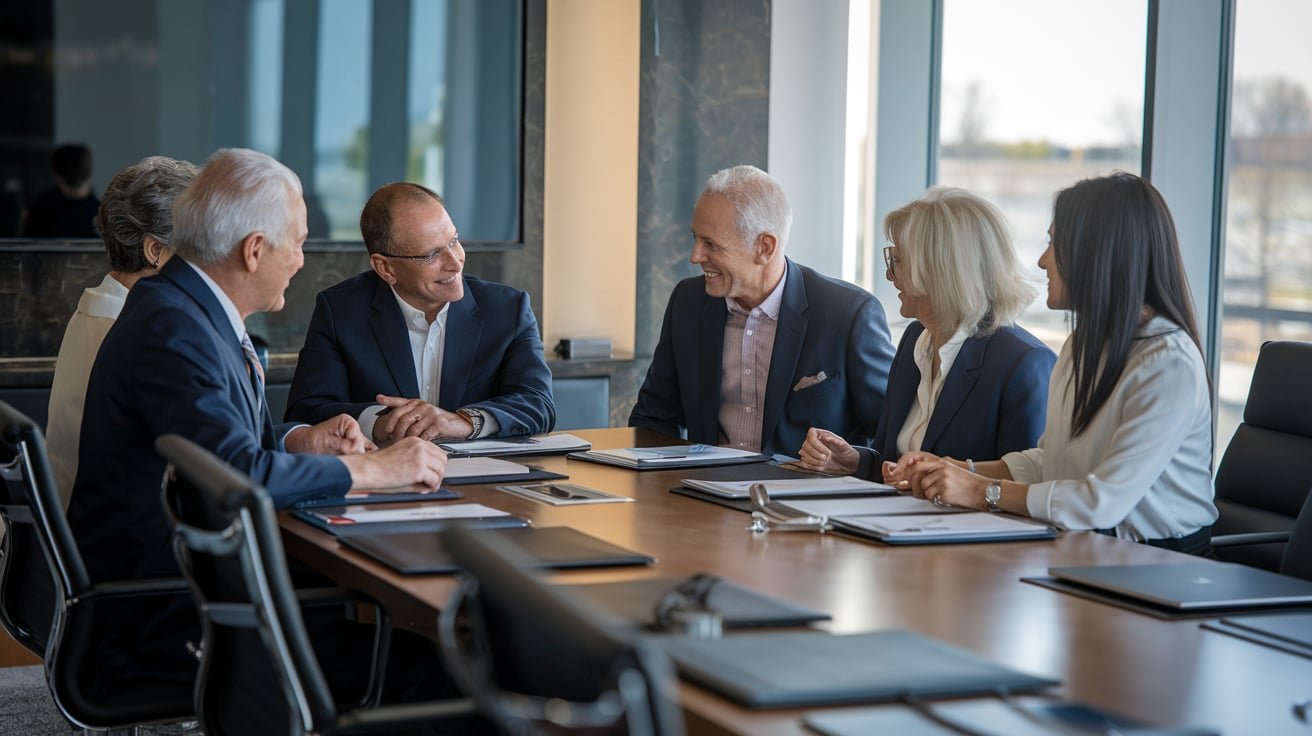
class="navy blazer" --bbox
[66,258,350,681]
[861,321,1055,479]
[629,258,895,458]
[285,271,555,436]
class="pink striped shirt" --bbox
[718,271,788,451]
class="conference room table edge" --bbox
[278,427,1312,736]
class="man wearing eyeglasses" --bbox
[286,182,555,443]
[629,165,895,459]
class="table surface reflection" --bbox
[280,428,1312,735]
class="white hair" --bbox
[172,148,303,265]
[884,186,1037,335]
[701,164,793,251]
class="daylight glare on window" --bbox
[937,0,1148,351]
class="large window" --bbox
[0,0,524,243]
[1217,0,1312,445]
[937,0,1148,351]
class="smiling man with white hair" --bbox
[630,164,895,458]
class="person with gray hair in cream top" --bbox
[796,186,1055,479]
[46,155,199,506]
[889,173,1218,555]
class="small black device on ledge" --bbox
[554,338,612,360]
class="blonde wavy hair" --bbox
[883,186,1036,335]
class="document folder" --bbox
[339,525,656,575]
[805,698,1217,736]
[651,629,1058,708]
[558,576,830,628]
[438,432,592,458]
[293,488,460,508]
[290,502,525,537]
[831,512,1058,545]
[1202,612,1312,659]
[570,444,769,470]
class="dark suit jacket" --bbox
[66,258,350,681]
[284,271,555,436]
[858,321,1055,479]
[629,258,895,458]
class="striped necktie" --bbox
[240,332,265,412]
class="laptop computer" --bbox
[1048,562,1312,610]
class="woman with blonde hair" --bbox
[798,186,1055,480]
[890,173,1217,554]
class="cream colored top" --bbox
[47,274,129,507]
[1003,316,1218,540]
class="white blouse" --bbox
[1002,316,1218,541]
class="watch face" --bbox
[985,483,1002,505]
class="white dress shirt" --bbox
[896,327,969,456]
[1002,316,1218,540]
[356,291,499,441]
[46,274,129,507]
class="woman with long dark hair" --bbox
[890,172,1217,554]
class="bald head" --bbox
[360,182,446,256]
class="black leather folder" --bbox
[290,508,527,538]
[442,467,567,486]
[293,488,461,508]
[804,699,1218,736]
[650,629,1058,708]
[339,526,655,575]
[557,576,830,628]
[1202,611,1312,659]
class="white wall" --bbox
[768,0,850,278]
[542,0,640,355]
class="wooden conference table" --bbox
[280,428,1312,735]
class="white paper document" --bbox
[782,495,960,518]
[306,503,512,526]
[595,445,761,465]
[682,475,894,499]
[835,512,1055,542]
[439,433,592,457]
[443,457,533,479]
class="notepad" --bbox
[438,433,592,457]
[570,445,769,470]
[681,475,894,500]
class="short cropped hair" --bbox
[883,186,1036,335]
[172,149,303,266]
[94,156,199,273]
[701,165,793,251]
[360,182,445,255]
[51,143,93,187]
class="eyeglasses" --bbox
[883,245,899,277]
[377,237,463,264]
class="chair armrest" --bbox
[338,698,477,730]
[82,577,190,601]
[1211,531,1291,548]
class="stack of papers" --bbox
[682,476,894,500]
[570,444,768,470]
[438,433,592,458]
[445,457,533,479]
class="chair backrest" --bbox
[1214,341,1312,571]
[438,523,683,736]
[0,400,77,657]
[158,433,338,736]
[1282,488,1312,581]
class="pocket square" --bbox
[792,371,828,392]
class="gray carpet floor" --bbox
[0,664,76,734]
[0,665,201,735]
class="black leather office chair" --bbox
[438,523,684,736]
[1211,340,1312,571]
[0,401,195,731]
[157,433,475,736]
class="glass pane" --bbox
[1218,0,1312,447]
[937,0,1148,351]
[0,0,523,243]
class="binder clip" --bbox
[652,573,724,639]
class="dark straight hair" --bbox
[1051,172,1204,436]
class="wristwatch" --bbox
[984,481,1002,513]
[456,407,485,439]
